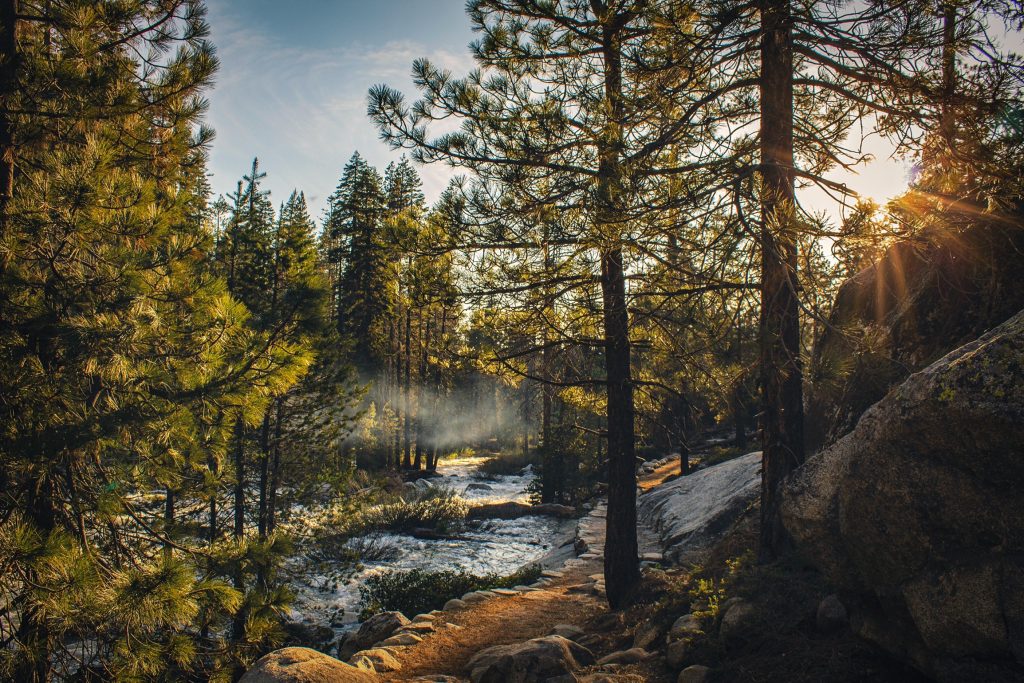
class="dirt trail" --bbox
[379,461,681,681]
[380,562,605,681]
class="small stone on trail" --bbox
[380,632,422,647]
[443,598,466,611]
[541,569,565,578]
[677,664,711,683]
[491,587,520,596]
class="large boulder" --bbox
[466,635,595,682]
[638,452,761,564]
[783,309,1024,680]
[806,221,1024,452]
[338,611,409,660]
[240,647,378,682]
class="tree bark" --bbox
[15,474,54,683]
[939,1,957,149]
[257,410,270,538]
[598,14,639,609]
[0,0,18,233]
[233,416,245,539]
[164,486,175,559]
[758,0,804,562]
[267,398,283,535]
[403,299,412,468]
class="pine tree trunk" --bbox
[164,486,175,559]
[540,330,557,503]
[940,1,957,148]
[415,311,429,470]
[758,0,804,562]
[15,475,54,683]
[268,398,283,535]
[392,317,401,470]
[601,247,639,609]
[233,416,246,539]
[403,302,412,468]
[209,455,218,543]
[734,320,748,449]
[0,0,18,232]
[258,410,271,539]
[598,18,639,610]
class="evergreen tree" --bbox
[326,152,394,374]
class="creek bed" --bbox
[285,454,577,633]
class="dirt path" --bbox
[377,462,681,681]
[380,561,606,681]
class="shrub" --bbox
[358,564,543,619]
[343,487,469,536]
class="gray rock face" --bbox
[804,222,1024,452]
[339,611,410,660]
[240,647,378,682]
[466,635,595,683]
[782,310,1024,680]
[638,452,761,565]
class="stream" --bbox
[286,454,578,633]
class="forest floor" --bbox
[377,458,681,682]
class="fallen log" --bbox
[467,501,576,520]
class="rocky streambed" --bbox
[285,454,578,636]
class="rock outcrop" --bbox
[338,611,409,660]
[638,451,761,564]
[240,647,377,682]
[783,309,1024,680]
[806,222,1024,452]
[466,635,594,682]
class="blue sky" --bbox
[204,0,475,219]
[203,1,923,224]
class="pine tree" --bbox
[326,152,394,374]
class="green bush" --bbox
[344,487,469,536]
[358,564,543,619]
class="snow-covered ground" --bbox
[285,454,577,633]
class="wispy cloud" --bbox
[205,4,476,219]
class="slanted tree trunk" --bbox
[758,0,804,562]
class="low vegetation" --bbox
[358,564,543,619]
